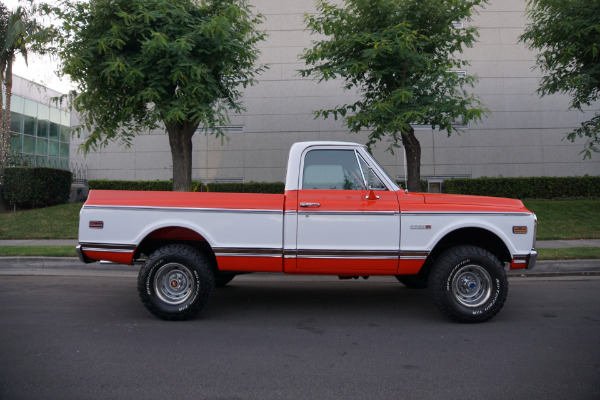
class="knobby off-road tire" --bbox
[138,244,215,321]
[429,245,508,323]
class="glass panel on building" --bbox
[37,138,48,155]
[9,132,22,151]
[60,142,69,158]
[22,134,35,153]
[23,115,36,135]
[60,125,70,142]
[37,119,49,138]
[23,99,37,117]
[10,111,22,133]
[49,122,59,139]
[49,140,59,156]
[10,95,24,114]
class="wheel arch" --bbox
[135,226,218,269]
[430,227,512,265]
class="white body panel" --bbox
[400,212,537,255]
[79,207,283,250]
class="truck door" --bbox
[295,147,400,274]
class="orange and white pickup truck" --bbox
[77,141,537,322]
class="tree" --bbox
[0,3,10,171]
[0,1,48,174]
[520,0,600,158]
[46,0,266,191]
[1,4,31,172]
[300,0,489,192]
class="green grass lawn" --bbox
[523,199,600,240]
[0,202,82,239]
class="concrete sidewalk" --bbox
[1,239,600,248]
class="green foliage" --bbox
[1,167,72,209]
[88,179,176,191]
[300,0,489,152]
[44,0,266,190]
[520,0,600,158]
[204,181,285,194]
[443,176,600,199]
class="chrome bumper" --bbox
[527,250,538,270]
[76,245,96,264]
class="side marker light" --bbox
[513,226,527,234]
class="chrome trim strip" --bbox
[79,242,137,251]
[399,251,430,260]
[401,211,532,216]
[296,249,399,260]
[213,248,429,261]
[298,211,400,216]
[81,247,135,254]
[214,248,282,258]
[83,205,282,215]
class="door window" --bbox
[302,149,366,190]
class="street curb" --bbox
[1,257,599,277]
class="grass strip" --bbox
[0,246,77,258]
[537,247,600,260]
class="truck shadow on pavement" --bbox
[204,279,438,323]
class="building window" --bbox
[7,94,71,169]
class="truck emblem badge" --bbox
[410,225,431,230]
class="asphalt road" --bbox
[0,272,599,400]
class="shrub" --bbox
[443,176,600,199]
[88,180,175,191]
[1,167,73,209]
[203,181,285,194]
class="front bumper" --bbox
[510,250,537,270]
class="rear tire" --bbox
[138,244,215,320]
[429,245,507,323]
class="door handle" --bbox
[300,202,321,208]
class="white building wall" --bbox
[76,0,599,183]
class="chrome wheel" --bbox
[154,263,195,305]
[451,264,492,308]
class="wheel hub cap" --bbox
[154,263,195,305]
[452,264,492,308]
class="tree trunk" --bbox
[401,127,422,192]
[2,60,13,166]
[166,121,197,192]
[0,61,12,170]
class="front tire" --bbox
[138,244,215,320]
[429,245,508,323]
